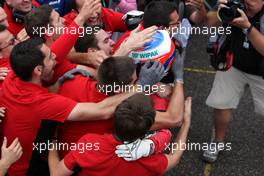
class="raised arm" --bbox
[51,0,102,63]
[113,25,158,56]
[165,97,192,171]
[67,49,107,68]
[151,49,186,130]
[186,0,207,25]
[67,91,137,121]
[48,144,73,176]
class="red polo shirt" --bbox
[63,133,168,176]
[0,72,77,176]
[58,75,110,157]
[0,21,81,175]
[4,1,39,36]
[63,8,127,34]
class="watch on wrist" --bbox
[243,24,254,35]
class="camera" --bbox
[218,0,245,23]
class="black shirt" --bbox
[229,10,264,76]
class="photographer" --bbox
[203,0,264,163]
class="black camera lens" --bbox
[218,6,237,22]
[218,0,245,23]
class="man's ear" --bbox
[33,65,43,77]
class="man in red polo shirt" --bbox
[0,25,18,89]
[3,0,39,36]
[0,1,137,175]
[24,4,99,85]
[62,0,128,67]
[48,94,192,176]
[64,0,127,34]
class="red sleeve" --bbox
[63,152,77,171]
[38,94,77,122]
[102,8,127,33]
[148,129,172,154]
[63,12,77,27]
[139,154,168,175]
[63,134,95,170]
[51,21,80,64]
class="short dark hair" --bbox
[136,0,152,11]
[25,5,53,38]
[10,38,45,81]
[143,1,177,28]
[97,56,136,95]
[74,27,100,53]
[114,93,156,142]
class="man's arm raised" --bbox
[67,91,137,121]
[165,97,192,171]
[151,49,186,130]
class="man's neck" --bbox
[29,78,42,86]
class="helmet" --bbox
[129,30,176,70]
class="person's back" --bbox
[0,72,76,175]
[58,75,112,157]
[63,133,168,176]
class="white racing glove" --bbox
[115,138,154,161]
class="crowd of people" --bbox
[0,0,263,175]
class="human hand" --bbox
[17,28,30,42]
[185,0,204,10]
[230,8,251,29]
[0,137,23,169]
[124,25,158,51]
[115,138,154,161]
[138,61,166,88]
[75,0,102,25]
[172,49,186,83]
[87,50,108,68]
[0,107,5,123]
